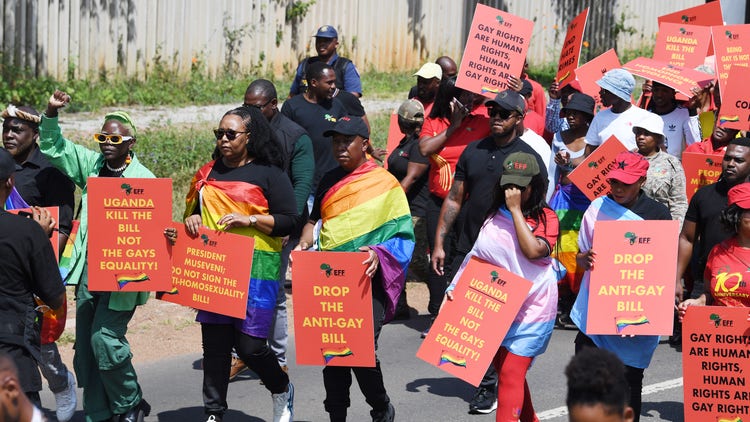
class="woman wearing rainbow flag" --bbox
[39,90,153,422]
[571,151,671,422]
[182,106,297,422]
[296,115,414,422]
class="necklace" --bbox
[105,162,128,173]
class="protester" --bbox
[683,119,739,156]
[1,105,77,421]
[545,80,582,137]
[242,79,314,378]
[646,81,700,157]
[678,182,750,316]
[295,116,414,422]
[408,62,442,114]
[387,99,430,319]
[289,25,362,97]
[0,148,66,411]
[419,76,490,338]
[0,353,51,422]
[521,60,547,118]
[518,79,545,137]
[445,152,559,422]
[584,69,652,154]
[431,90,548,414]
[171,106,297,422]
[565,348,635,422]
[634,113,688,225]
[435,56,458,80]
[572,151,671,422]
[39,90,152,422]
[281,61,347,199]
[546,93,595,328]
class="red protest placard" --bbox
[682,306,750,422]
[712,24,750,95]
[7,206,60,261]
[573,49,622,113]
[587,220,679,335]
[158,223,254,318]
[416,257,532,386]
[714,64,750,132]
[567,136,628,201]
[87,178,173,291]
[456,3,534,97]
[556,8,588,86]
[658,2,724,27]
[291,251,375,367]
[622,57,714,97]
[653,23,712,69]
[383,112,401,170]
[682,152,723,202]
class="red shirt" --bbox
[419,109,490,198]
[526,77,547,118]
[704,237,750,307]
[683,137,727,156]
[523,110,545,138]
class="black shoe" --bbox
[370,403,395,422]
[119,399,151,422]
[468,387,497,414]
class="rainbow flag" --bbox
[718,418,742,422]
[480,86,500,95]
[318,161,415,322]
[322,347,353,364]
[115,272,150,289]
[615,315,649,333]
[438,351,467,367]
[719,115,740,125]
[549,184,590,293]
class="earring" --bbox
[125,153,132,165]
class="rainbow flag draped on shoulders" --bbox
[185,160,281,338]
[318,161,415,322]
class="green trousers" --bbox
[74,280,141,422]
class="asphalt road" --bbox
[42,313,686,422]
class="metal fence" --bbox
[0,0,702,80]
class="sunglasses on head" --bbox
[93,133,133,144]
[487,108,516,120]
[213,129,249,141]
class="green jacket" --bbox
[39,115,154,311]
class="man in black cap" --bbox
[431,89,548,415]
[295,116,414,422]
[0,148,66,409]
[289,25,362,97]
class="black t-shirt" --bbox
[280,95,346,188]
[453,136,548,254]
[685,179,733,272]
[198,159,299,237]
[387,133,429,217]
[628,192,672,220]
[14,147,75,236]
[0,211,64,303]
[333,91,365,117]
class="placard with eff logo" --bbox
[681,152,723,202]
[567,136,627,201]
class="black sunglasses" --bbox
[487,108,516,120]
[243,98,273,110]
[213,129,249,141]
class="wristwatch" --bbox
[249,215,258,227]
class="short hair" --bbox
[565,348,629,415]
[245,79,277,100]
[729,137,750,148]
[306,61,334,85]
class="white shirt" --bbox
[656,106,701,158]
[520,128,551,173]
[585,105,653,151]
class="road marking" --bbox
[537,377,683,420]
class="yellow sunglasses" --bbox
[93,133,133,144]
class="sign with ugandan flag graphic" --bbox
[713,63,750,132]
[416,257,532,386]
[291,251,375,367]
[87,178,173,291]
[158,223,254,318]
[586,220,679,335]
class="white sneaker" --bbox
[55,371,77,422]
[272,382,294,422]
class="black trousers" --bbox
[425,194,458,315]
[323,281,390,421]
[574,332,644,422]
[201,324,289,416]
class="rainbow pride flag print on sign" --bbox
[115,272,150,289]
[322,347,353,364]
[439,351,467,368]
[615,315,649,333]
